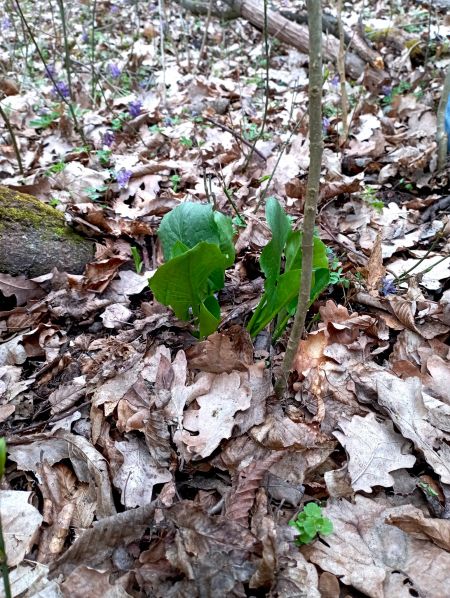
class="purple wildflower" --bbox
[102,130,115,147]
[44,64,56,79]
[322,117,330,134]
[108,63,121,78]
[381,85,392,97]
[380,277,397,296]
[1,16,11,31]
[116,168,133,189]
[128,99,143,118]
[53,80,70,99]
[81,30,89,43]
[330,74,339,88]
[110,5,119,13]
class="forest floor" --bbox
[1,0,450,596]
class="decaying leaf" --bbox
[0,490,43,567]
[334,412,415,492]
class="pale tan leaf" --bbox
[0,490,43,567]
[366,231,385,294]
[385,504,450,551]
[334,412,415,492]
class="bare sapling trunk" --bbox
[437,64,450,170]
[275,0,324,399]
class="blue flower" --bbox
[1,16,11,31]
[381,85,392,97]
[128,99,142,118]
[102,130,115,147]
[108,63,121,78]
[53,80,70,99]
[330,74,339,88]
[322,117,330,134]
[81,30,89,43]
[380,277,397,296]
[115,168,133,189]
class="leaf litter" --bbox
[1,0,450,596]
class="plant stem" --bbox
[0,102,24,175]
[275,0,323,399]
[158,0,167,107]
[196,0,213,72]
[90,0,98,101]
[0,512,11,598]
[55,0,74,102]
[336,0,349,146]
[243,0,270,170]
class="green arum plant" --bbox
[290,503,333,545]
[246,197,330,340]
[149,199,331,340]
[148,202,235,338]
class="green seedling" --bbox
[111,113,128,131]
[180,136,193,148]
[149,202,235,337]
[49,197,61,207]
[85,185,108,202]
[361,185,384,213]
[170,174,182,193]
[131,246,143,274]
[96,149,112,167]
[247,197,330,340]
[30,108,60,129]
[418,481,439,498]
[45,161,66,176]
[290,503,333,545]
[328,254,350,288]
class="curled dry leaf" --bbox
[334,412,415,493]
[385,504,450,552]
[366,231,385,294]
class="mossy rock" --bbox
[0,185,95,277]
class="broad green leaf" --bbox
[285,231,329,273]
[259,197,291,284]
[158,202,234,264]
[149,242,227,323]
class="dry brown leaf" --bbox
[113,435,171,507]
[61,565,133,597]
[83,257,128,293]
[174,371,252,459]
[185,325,254,373]
[0,490,43,567]
[306,496,450,598]
[334,412,415,492]
[366,231,385,294]
[225,452,282,525]
[385,504,450,552]
[0,272,45,306]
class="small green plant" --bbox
[417,481,439,498]
[45,160,66,176]
[96,149,112,166]
[85,185,108,202]
[111,113,128,131]
[149,202,235,337]
[180,136,193,148]
[382,81,412,107]
[247,197,330,340]
[170,174,182,193]
[30,108,60,129]
[49,197,61,207]
[328,253,350,288]
[290,503,333,545]
[361,185,384,213]
[131,246,143,274]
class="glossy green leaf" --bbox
[158,202,234,265]
[149,242,227,326]
[260,196,291,284]
[0,437,6,478]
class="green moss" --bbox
[0,185,74,239]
